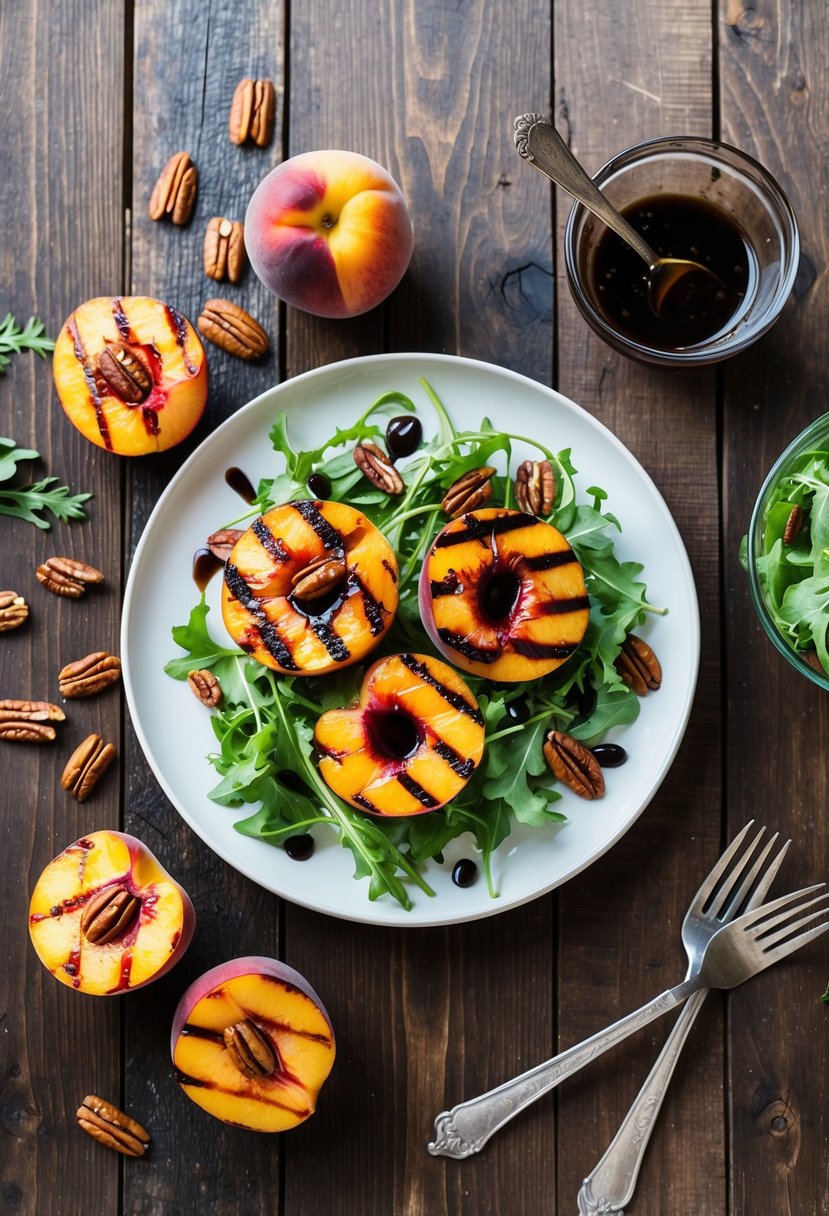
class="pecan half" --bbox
[58,652,121,699]
[76,1095,150,1158]
[207,528,244,561]
[514,459,556,516]
[148,150,197,225]
[615,634,662,696]
[543,730,605,800]
[0,698,65,722]
[441,467,496,518]
[0,721,56,743]
[187,668,223,708]
[81,884,141,945]
[60,733,116,802]
[291,555,348,602]
[223,1019,278,1078]
[36,557,104,599]
[229,78,276,147]
[783,504,804,546]
[353,442,405,496]
[204,217,246,283]
[97,341,153,404]
[0,591,28,632]
[197,299,269,360]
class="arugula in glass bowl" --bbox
[166,378,663,910]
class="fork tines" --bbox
[701,822,791,920]
[743,883,829,952]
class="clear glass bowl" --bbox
[747,413,829,690]
[564,136,800,367]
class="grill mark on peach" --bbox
[66,316,113,450]
[396,772,440,808]
[224,562,299,670]
[536,594,590,615]
[291,500,344,551]
[520,550,580,571]
[435,629,500,667]
[399,653,483,724]
[429,571,462,597]
[512,638,580,659]
[433,512,537,548]
[164,304,198,375]
[112,297,134,340]
[300,608,351,663]
[353,792,380,814]
[432,739,477,778]
[251,518,290,562]
[182,1018,331,1047]
[173,1068,310,1111]
[349,571,385,636]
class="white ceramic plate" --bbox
[122,353,699,927]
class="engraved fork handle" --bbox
[576,988,709,1215]
[427,977,698,1159]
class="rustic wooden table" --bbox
[3,1,829,1213]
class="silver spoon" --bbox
[513,113,724,317]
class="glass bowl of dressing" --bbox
[564,136,799,366]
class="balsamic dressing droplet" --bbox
[307,471,332,499]
[452,859,478,888]
[386,415,422,460]
[503,698,530,726]
[193,548,224,591]
[591,743,628,768]
[285,834,315,861]
[225,467,256,504]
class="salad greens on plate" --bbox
[166,378,663,910]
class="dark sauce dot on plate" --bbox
[285,834,314,861]
[307,471,332,498]
[193,548,224,591]
[452,858,478,888]
[225,467,257,504]
[591,743,628,768]
[503,697,530,726]
[386,415,422,460]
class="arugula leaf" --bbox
[0,314,55,374]
[0,438,91,529]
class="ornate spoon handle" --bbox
[576,988,709,1215]
[427,977,698,1159]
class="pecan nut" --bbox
[783,504,804,546]
[615,633,662,696]
[207,528,244,561]
[353,442,405,496]
[223,1019,278,1078]
[291,555,348,602]
[441,466,496,518]
[204,217,246,283]
[0,698,65,722]
[148,150,197,225]
[543,730,605,800]
[36,557,104,599]
[97,342,153,404]
[187,668,223,708]
[197,298,269,360]
[0,721,57,743]
[81,884,141,945]
[514,459,556,516]
[0,591,28,632]
[60,733,116,802]
[58,652,122,699]
[76,1095,150,1158]
[228,78,276,147]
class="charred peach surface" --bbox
[53,296,208,455]
[221,499,398,675]
[28,830,194,995]
[314,652,485,816]
[171,956,335,1132]
[419,508,590,682]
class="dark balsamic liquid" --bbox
[591,743,628,768]
[590,194,751,349]
[285,834,315,861]
[307,472,332,498]
[225,467,257,504]
[386,415,422,459]
[452,859,478,888]
[193,548,224,591]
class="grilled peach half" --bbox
[53,295,208,455]
[419,508,590,682]
[314,652,485,816]
[222,500,398,675]
[171,957,335,1132]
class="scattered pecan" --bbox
[207,528,244,562]
[0,591,28,632]
[441,467,496,518]
[543,730,605,800]
[187,668,223,708]
[616,634,662,696]
[783,504,805,546]
[0,721,57,743]
[353,442,405,496]
[228,78,276,147]
[36,557,104,599]
[291,555,348,602]
[223,1019,277,1078]
[514,459,556,516]
[58,652,121,699]
[97,341,153,404]
[60,733,116,802]
[148,150,198,225]
[0,698,65,723]
[197,298,269,360]
[81,884,141,945]
[76,1095,150,1158]
[204,216,246,283]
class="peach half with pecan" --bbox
[314,652,485,816]
[418,508,590,682]
[28,830,195,995]
[221,500,399,675]
[53,295,208,455]
[171,956,335,1132]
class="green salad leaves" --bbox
[166,379,662,909]
[0,438,91,529]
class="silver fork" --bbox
[428,873,828,1160]
[577,823,789,1215]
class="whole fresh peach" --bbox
[245,150,414,318]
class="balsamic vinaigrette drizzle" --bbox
[225,466,257,504]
